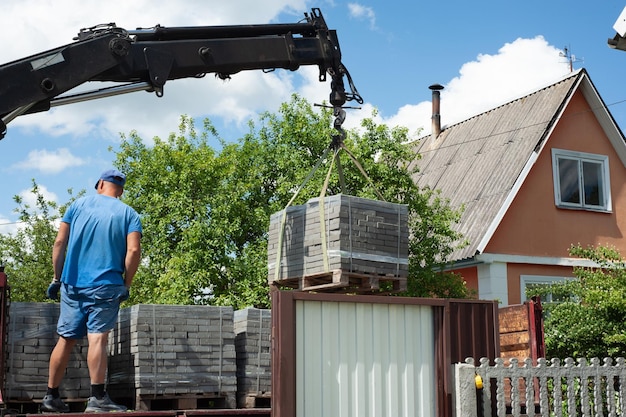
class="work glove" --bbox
[46,280,61,300]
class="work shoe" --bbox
[41,395,70,413]
[85,393,127,413]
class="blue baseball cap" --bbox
[95,169,126,189]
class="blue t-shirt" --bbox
[60,194,142,287]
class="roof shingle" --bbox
[409,71,582,261]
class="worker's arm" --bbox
[52,222,70,281]
[47,222,70,300]
[124,231,142,287]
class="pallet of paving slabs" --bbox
[107,304,237,409]
[234,308,271,408]
[6,302,90,401]
[268,194,409,291]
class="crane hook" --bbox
[331,106,346,150]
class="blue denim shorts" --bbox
[57,284,126,338]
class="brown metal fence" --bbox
[271,291,500,417]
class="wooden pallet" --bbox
[134,392,236,411]
[272,269,407,294]
[269,276,301,290]
[237,393,271,409]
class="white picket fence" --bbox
[455,356,626,417]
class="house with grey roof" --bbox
[408,69,626,306]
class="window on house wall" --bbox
[520,275,574,304]
[551,149,611,212]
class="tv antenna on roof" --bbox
[559,46,584,72]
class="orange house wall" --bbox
[480,90,626,303]
[486,91,626,257]
[506,263,575,305]
[450,264,573,304]
[451,266,479,296]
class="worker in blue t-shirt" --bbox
[41,169,142,413]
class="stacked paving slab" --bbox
[107,304,237,409]
[267,194,409,291]
[234,308,271,408]
[5,302,90,401]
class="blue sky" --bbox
[1,0,626,235]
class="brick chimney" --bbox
[429,83,444,138]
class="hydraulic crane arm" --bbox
[0,8,362,139]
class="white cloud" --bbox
[14,148,85,174]
[380,36,571,137]
[0,184,62,238]
[348,3,377,29]
[18,184,58,208]
[0,184,60,236]
[0,216,18,237]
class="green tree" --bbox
[0,97,471,308]
[537,244,626,359]
[0,180,81,301]
[113,95,470,309]
[406,186,470,298]
[112,116,225,305]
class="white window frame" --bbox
[551,148,611,212]
[520,275,573,303]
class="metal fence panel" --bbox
[295,300,435,417]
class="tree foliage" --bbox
[536,244,626,359]
[113,95,470,309]
[0,181,81,301]
[406,187,470,298]
[0,95,470,308]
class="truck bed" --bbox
[30,409,271,417]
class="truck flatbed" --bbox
[25,409,270,417]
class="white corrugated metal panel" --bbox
[295,300,435,417]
